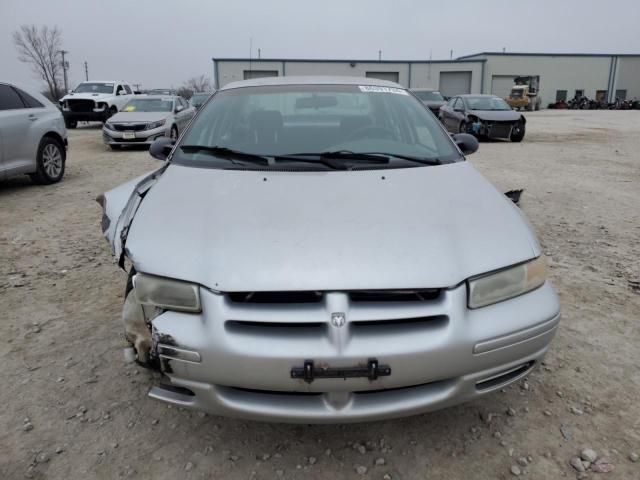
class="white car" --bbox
[103,95,195,149]
[0,81,67,184]
[59,81,135,128]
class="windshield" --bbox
[412,90,444,102]
[510,88,524,98]
[176,84,461,169]
[190,93,210,106]
[121,98,173,112]
[465,96,512,111]
[149,89,173,95]
[74,82,114,94]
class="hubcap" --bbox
[42,144,62,178]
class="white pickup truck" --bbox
[59,81,135,128]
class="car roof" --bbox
[133,95,177,100]
[458,94,499,98]
[410,88,439,92]
[221,75,403,91]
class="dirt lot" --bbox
[1,111,639,479]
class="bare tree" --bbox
[13,25,64,100]
[184,75,211,93]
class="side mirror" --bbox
[149,137,175,161]
[452,133,479,155]
[175,105,184,113]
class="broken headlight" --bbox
[133,273,201,313]
[467,256,546,309]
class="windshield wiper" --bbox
[179,145,270,165]
[361,152,442,166]
[275,151,390,170]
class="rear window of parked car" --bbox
[0,84,26,110]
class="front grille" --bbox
[225,289,441,304]
[227,291,322,304]
[487,123,513,138]
[67,99,95,112]
[113,137,148,143]
[349,289,441,303]
[111,123,148,132]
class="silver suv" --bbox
[100,76,560,423]
[0,82,67,184]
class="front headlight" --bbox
[467,256,547,309]
[104,122,115,131]
[133,273,201,313]
[146,119,166,130]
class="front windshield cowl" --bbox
[172,83,464,170]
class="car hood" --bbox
[61,92,113,101]
[123,162,540,291]
[108,112,171,123]
[469,109,522,121]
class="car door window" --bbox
[0,84,27,110]
[15,88,44,108]
[123,85,132,94]
[452,98,462,111]
[116,85,125,96]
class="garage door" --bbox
[365,71,400,83]
[491,75,516,99]
[439,71,471,98]
[243,70,278,80]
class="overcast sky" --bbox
[2,0,639,93]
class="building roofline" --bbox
[457,51,640,59]
[211,57,485,64]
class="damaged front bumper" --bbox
[145,282,560,423]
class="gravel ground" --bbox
[1,111,639,479]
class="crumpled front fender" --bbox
[97,165,168,268]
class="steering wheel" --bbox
[345,125,396,142]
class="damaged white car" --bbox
[99,76,560,423]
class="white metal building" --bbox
[212,52,640,106]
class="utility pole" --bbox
[258,48,261,59]
[378,50,382,61]
[133,83,141,92]
[59,50,69,92]
[84,61,89,81]
[450,49,453,60]
[249,37,253,74]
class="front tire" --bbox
[170,125,178,142]
[510,121,525,142]
[30,137,65,184]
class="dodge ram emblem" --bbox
[331,312,346,327]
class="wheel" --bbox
[64,119,77,129]
[109,144,121,151]
[169,125,179,142]
[528,101,535,111]
[510,121,525,142]
[30,137,65,184]
[535,101,541,111]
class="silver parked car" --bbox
[99,76,560,423]
[103,95,195,150]
[0,82,67,184]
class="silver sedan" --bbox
[103,95,195,149]
[0,82,67,184]
[99,76,560,423]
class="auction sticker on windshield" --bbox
[359,86,408,95]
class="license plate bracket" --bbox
[291,359,391,383]
[122,131,136,140]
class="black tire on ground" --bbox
[29,136,66,184]
[510,121,526,142]
[170,125,178,142]
[109,144,121,151]
[65,119,77,129]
